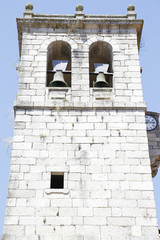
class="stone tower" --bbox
[2,3,159,240]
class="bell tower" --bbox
[2,3,159,240]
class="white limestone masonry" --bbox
[2,3,159,240]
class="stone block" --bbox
[107,217,135,226]
[8,190,35,198]
[59,208,77,217]
[4,217,19,225]
[6,207,34,216]
[84,216,106,225]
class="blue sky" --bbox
[0,0,160,235]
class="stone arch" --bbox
[39,36,78,53]
[85,36,120,53]
[89,40,113,87]
[37,36,78,87]
[46,40,72,87]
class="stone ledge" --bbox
[92,88,113,92]
[45,189,69,195]
[14,100,146,111]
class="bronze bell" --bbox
[94,72,109,88]
[49,70,68,87]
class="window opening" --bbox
[50,172,64,189]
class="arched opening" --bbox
[89,41,113,88]
[47,41,71,87]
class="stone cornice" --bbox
[33,14,128,19]
[17,16,143,56]
[14,100,147,112]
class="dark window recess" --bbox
[51,173,64,189]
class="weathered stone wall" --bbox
[2,12,159,240]
[3,109,158,240]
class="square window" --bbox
[50,173,64,189]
